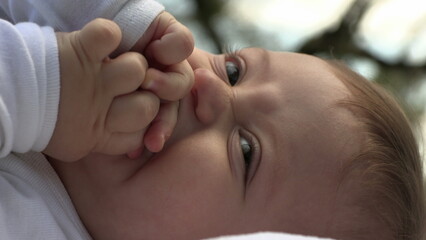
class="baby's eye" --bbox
[225,60,240,86]
[240,136,253,172]
[237,131,260,185]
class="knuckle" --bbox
[137,53,148,69]
[174,76,187,98]
[128,52,148,69]
[126,53,147,82]
[183,61,195,87]
[138,92,160,120]
[174,63,194,98]
[95,18,121,41]
[180,28,195,57]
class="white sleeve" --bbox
[0,20,59,157]
[207,232,334,240]
[0,0,164,52]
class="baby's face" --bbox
[54,48,362,239]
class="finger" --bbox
[102,52,148,96]
[78,18,122,61]
[106,91,160,132]
[145,18,194,65]
[142,61,194,101]
[126,146,144,159]
[144,101,179,153]
[96,130,146,155]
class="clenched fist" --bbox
[44,19,160,162]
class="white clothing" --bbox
[0,0,163,239]
[0,152,91,239]
[209,232,333,240]
[0,20,59,156]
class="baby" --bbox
[50,47,425,240]
[0,0,424,239]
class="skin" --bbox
[51,48,362,240]
[45,13,194,162]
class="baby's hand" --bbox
[128,12,195,155]
[43,19,159,162]
[132,11,194,67]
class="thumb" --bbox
[78,18,122,61]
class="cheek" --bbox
[141,133,232,204]
[123,133,244,238]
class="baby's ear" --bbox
[77,18,122,62]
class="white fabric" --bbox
[0,152,91,239]
[0,20,59,157]
[208,232,333,240]
[113,0,165,53]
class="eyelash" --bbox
[240,132,256,182]
[222,45,242,58]
[223,47,243,86]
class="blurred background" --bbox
[157,0,426,171]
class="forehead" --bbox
[242,49,347,93]
[237,49,351,115]
[239,49,354,140]
[240,49,362,228]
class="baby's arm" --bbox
[0,19,59,157]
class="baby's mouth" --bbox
[140,89,197,165]
[139,148,155,167]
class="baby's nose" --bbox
[192,68,231,125]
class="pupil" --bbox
[241,142,252,168]
[226,61,239,86]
